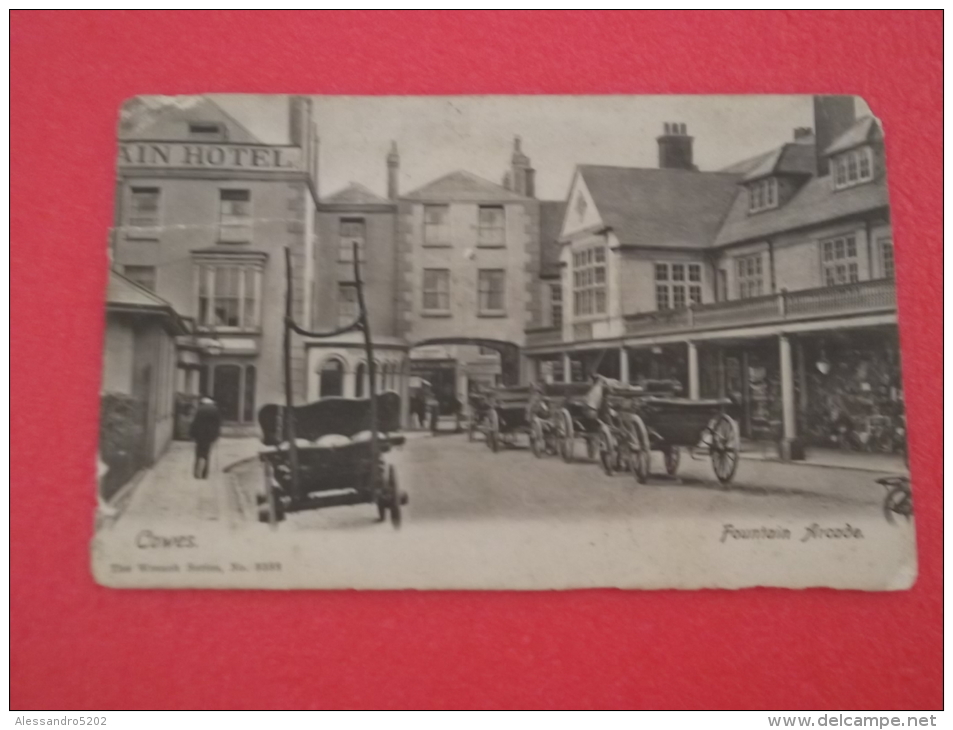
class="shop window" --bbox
[747,177,778,213]
[572,246,607,316]
[477,206,505,247]
[128,187,161,228]
[337,283,358,327]
[422,269,450,313]
[124,265,157,292]
[821,235,860,286]
[338,218,366,262]
[319,359,344,398]
[423,205,450,246]
[833,146,874,190]
[880,237,895,280]
[478,269,505,315]
[195,263,260,331]
[549,283,563,328]
[736,254,764,300]
[656,262,702,309]
[219,189,252,243]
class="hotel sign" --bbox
[118,142,303,172]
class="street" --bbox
[231,428,901,530]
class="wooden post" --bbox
[283,247,300,503]
[352,242,380,496]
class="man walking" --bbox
[189,396,222,480]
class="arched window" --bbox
[355,362,366,398]
[320,358,344,398]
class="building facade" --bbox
[524,96,899,459]
[395,138,542,403]
[112,95,319,432]
[306,147,407,408]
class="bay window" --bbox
[656,262,702,310]
[195,263,262,330]
[572,246,607,317]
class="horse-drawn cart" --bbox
[483,385,534,452]
[257,393,407,526]
[255,243,408,528]
[629,396,741,485]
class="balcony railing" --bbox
[626,278,896,337]
[525,279,897,348]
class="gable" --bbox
[323,183,391,206]
[119,96,262,143]
[560,171,604,238]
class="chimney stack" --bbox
[793,126,813,142]
[813,95,856,176]
[657,122,695,171]
[510,135,535,197]
[387,140,400,200]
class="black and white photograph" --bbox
[91,94,915,590]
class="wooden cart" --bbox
[483,385,534,453]
[255,243,408,527]
[257,393,407,526]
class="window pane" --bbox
[673,285,686,309]
[859,149,872,178]
[689,285,702,305]
[846,236,856,257]
[847,152,858,180]
[834,239,845,259]
[656,285,669,310]
[823,242,833,261]
[594,289,606,314]
[848,263,859,283]
[594,247,606,263]
[129,187,160,226]
[477,206,505,246]
[655,264,669,281]
[688,264,701,282]
[672,264,685,281]
[881,239,894,279]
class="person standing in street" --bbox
[189,396,222,480]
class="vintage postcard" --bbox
[92,94,915,590]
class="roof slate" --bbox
[741,142,816,181]
[714,174,889,246]
[322,183,393,206]
[577,165,742,249]
[824,116,880,156]
[106,269,177,310]
[403,170,529,202]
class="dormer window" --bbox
[747,177,778,214]
[832,146,874,190]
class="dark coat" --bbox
[189,401,222,445]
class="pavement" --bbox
[739,440,907,473]
[117,438,261,524]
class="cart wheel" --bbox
[530,418,544,458]
[883,486,912,525]
[544,420,558,456]
[629,415,651,485]
[710,414,740,485]
[664,446,681,476]
[560,409,575,463]
[387,465,403,529]
[598,424,617,476]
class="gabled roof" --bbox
[824,116,881,156]
[403,170,529,202]
[741,142,816,182]
[714,173,889,247]
[539,200,567,278]
[322,183,393,206]
[106,270,188,334]
[576,165,742,249]
[119,95,261,143]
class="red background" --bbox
[10,10,943,710]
